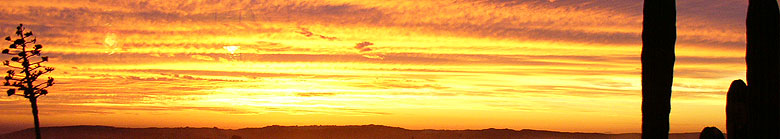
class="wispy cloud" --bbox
[353,41,384,59]
[297,27,338,41]
[190,54,215,61]
[354,41,373,52]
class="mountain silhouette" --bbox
[0,125,702,139]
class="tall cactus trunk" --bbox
[641,0,676,139]
[745,0,780,138]
[726,80,747,139]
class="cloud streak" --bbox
[354,41,373,52]
[353,41,384,59]
[297,27,339,41]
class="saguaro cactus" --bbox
[726,80,747,139]
[745,0,780,138]
[698,127,725,139]
[641,0,676,138]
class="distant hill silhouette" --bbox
[0,125,702,139]
[0,125,699,139]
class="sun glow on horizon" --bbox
[223,46,240,54]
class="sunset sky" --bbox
[0,0,749,133]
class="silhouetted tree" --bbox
[726,80,747,139]
[744,0,780,138]
[2,24,55,139]
[698,127,724,139]
[641,0,676,139]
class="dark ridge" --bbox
[0,125,702,139]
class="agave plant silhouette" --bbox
[2,24,55,139]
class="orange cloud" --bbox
[0,0,748,133]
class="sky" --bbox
[0,0,751,134]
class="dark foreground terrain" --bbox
[0,125,701,139]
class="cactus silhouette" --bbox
[698,127,725,139]
[745,0,780,138]
[726,80,747,139]
[641,0,676,138]
[2,24,55,139]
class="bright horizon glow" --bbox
[0,0,748,134]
